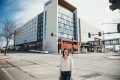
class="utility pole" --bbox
[102,31,105,52]
[72,38,74,54]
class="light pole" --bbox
[102,31,105,52]
[72,38,74,54]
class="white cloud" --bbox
[13,0,120,39]
[13,0,47,26]
[67,0,120,39]
[3,0,47,46]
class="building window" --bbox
[58,7,75,39]
[43,11,47,39]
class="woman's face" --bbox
[64,50,69,59]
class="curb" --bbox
[104,55,120,60]
[0,68,15,80]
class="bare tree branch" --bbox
[0,19,16,56]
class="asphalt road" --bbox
[0,52,120,80]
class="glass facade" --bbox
[15,17,37,45]
[104,39,120,45]
[58,5,75,39]
[44,11,47,39]
[37,12,43,41]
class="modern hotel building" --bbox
[15,13,44,50]
[15,0,80,53]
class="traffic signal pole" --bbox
[101,23,120,34]
[88,22,120,53]
[50,33,75,54]
[101,23,120,52]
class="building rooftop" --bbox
[58,0,76,12]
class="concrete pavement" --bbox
[0,52,120,80]
[0,54,11,60]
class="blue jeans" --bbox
[60,71,71,80]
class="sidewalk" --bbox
[106,55,120,60]
[0,53,120,80]
[0,54,11,60]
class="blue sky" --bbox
[0,0,19,20]
[0,0,21,32]
[0,0,120,46]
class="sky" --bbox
[0,0,120,46]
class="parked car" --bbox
[29,49,48,54]
[35,50,48,54]
[35,50,41,53]
[41,51,48,54]
[29,49,35,53]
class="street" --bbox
[0,52,120,80]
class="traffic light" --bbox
[109,0,120,11]
[88,32,91,38]
[50,33,54,36]
[98,32,101,36]
[117,23,120,33]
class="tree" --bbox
[117,23,120,33]
[109,0,120,11]
[0,37,3,53]
[0,20,16,56]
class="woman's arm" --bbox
[59,57,62,74]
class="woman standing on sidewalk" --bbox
[60,49,74,80]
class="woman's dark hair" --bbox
[62,49,69,57]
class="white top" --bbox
[60,56,74,77]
